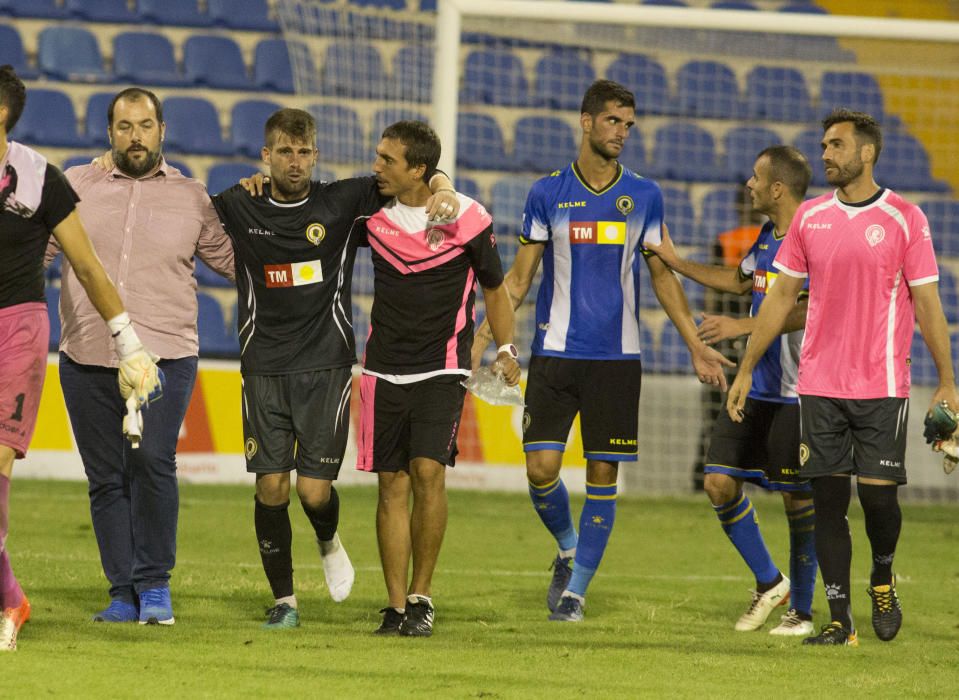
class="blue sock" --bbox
[787,504,817,616]
[567,482,617,597]
[528,477,577,553]
[714,493,779,587]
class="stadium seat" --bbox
[711,1,757,9]
[162,97,232,156]
[320,41,387,99]
[389,46,434,103]
[875,131,949,193]
[67,0,137,22]
[139,0,213,27]
[209,0,279,32]
[371,108,429,150]
[206,163,260,197]
[46,252,62,282]
[676,60,743,119]
[780,3,828,14]
[938,267,959,324]
[605,53,673,116]
[0,0,68,18]
[513,117,577,174]
[819,71,885,123]
[619,128,647,175]
[660,186,699,246]
[910,330,938,386]
[744,66,815,123]
[254,39,314,94]
[919,200,959,257]
[10,89,86,148]
[113,32,188,88]
[532,51,596,111]
[490,175,537,236]
[653,324,693,374]
[353,252,375,296]
[0,25,38,80]
[456,113,510,171]
[639,319,656,359]
[638,267,660,309]
[461,49,529,107]
[184,35,253,90]
[83,92,115,149]
[650,122,720,182]
[46,286,61,351]
[231,100,281,159]
[792,128,828,188]
[352,301,371,358]
[165,159,194,178]
[641,0,688,5]
[37,26,110,83]
[455,176,482,204]
[697,186,747,244]
[721,126,782,184]
[197,293,239,358]
[350,0,407,8]
[308,104,366,164]
[194,258,234,288]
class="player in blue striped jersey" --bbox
[645,146,817,636]
[474,80,733,622]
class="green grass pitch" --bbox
[3,479,958,697]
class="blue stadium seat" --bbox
[67,0,137,22]
[309,104,366,164]
[490,176,537,236]
[711,0,757,8]
[11,89,86,148]
[639,319,656,359]
[638,267,658,309]
[350,0,407,8]
[605,53,673,117]
[0,0,68,18]
[352,301,370,359]
[676,60,743,119]
[939,267,959,324]
[660,186,698,246]
[231,100,281,159]
[910,330,938,386]
[533,51,596,111]
[371,108,429,149]
[46,286,61,351]
[698,186,746,244]
[819,71,885,123]
[681,275,705,311]
[650,122,719,182]
[206,163,259,197]
[197,293,239,357]
[194,258,234,288]
[83,92,114,149]
[721,126,782,184]
[619,129,647,175]
[162,97,232,156]
[165,159,194,178]
[653,324,693,374]
[389,46,433,103]
[113,32,188,88]
[513,117,577,174]
[38,26,110,83]
[875,131,949,193]
[919,200,959,258]
[642,0,687,5]
[46,252,62,282]
[209,0,279,32]
[456,113,509,171]
[139,0,212,27]
[352,252,375,296]
[0,25,38,80]
[254,39,314,94]
[744,66,815,123]
[320,42,386,98]
[792,128,827,188]
[780,3,828,14]
[461,49,529,107]
[455,176,482,204]
[184,35,252,90]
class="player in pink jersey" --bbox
[727,109,958,647]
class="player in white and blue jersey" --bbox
[645,146,817,636]
[473,80,733,622]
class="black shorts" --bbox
[522,356,642,462]
[798,395,909,484]
[241,367,352,480]
[705,397,809,492]
[356,374,466,473]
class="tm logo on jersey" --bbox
[569,221,626,245]
[264,259,324,287]
[752,270,778,294]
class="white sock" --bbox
[562,591,585,605]
[407,593,432,606]
[276,594,297,609]
[559,547,576,559]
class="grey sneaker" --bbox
[547,555,574,613]
[548,595,584,622]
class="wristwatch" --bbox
[497,343,519,359]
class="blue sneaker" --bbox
[138,587,174,626]
[549,595,585,622]
[547,555,574,613]
[92,599,138,623]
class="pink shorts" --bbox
[0,302,49,458]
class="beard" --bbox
[270,174,310,200]
[114,146,161,178]
[589,136,622,162]
[825,157,864,188]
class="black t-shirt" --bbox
[1,163,78,308]
[211,178,385,375]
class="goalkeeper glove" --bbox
[923,401,957,445]
[108,312,164,407]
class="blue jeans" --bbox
[59,353,197,602]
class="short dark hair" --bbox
[822,108,883,164]
[264,108,316,148]
[757,145,812,200]
[381,120,441,179]
[108,87,163,127]
[0,64,26,132]
[581,79,635,116]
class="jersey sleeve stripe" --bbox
[772,261,807,278]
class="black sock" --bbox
[301,485,339,542]
[857,483,901,587]
[254,497,294,599]
[812,477,854,630]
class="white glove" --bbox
[108,313,163,407]
[935,437,959,475]
[123,395,143,449]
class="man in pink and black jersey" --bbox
[358,121,520,637]
[728,109,958,647]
